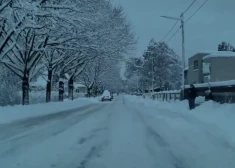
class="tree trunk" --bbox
[58,81,64,101]
[87,87,91,98]
[46,69,52,103]
[22,75,29,105]
[68,77,74,100]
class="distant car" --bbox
[101,90,112,101]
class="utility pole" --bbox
[181,12,185,100]
[161,13,185,100]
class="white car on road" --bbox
[101,90,112,101]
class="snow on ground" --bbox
[1,95,235,168]
[25,91,86,104]
[126,95,235,144]
[0,103,109,168]
[0,97,99,124]
[124,95,235,167]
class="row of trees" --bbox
[218,41,235,52]
[125,39,181,93]
[0,0,135,105]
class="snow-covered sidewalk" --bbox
[0,97,99,124]
[125,95,235,145]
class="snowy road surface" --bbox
[0,96,235,168]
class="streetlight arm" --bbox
[161,15,182,21]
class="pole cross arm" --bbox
[160,15,182,21]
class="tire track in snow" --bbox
[0,105,106,157]
[0,104,102,141]
[126,98,235,156]
[137,112,188,168]
[151,108,235,153]
[76,142,107,168]
[123,99,189,168]
[69,110,112,168]
[75,120,111,167]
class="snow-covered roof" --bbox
[184,66,188,71]
[31,76,47,87]
[203,51,235,60]
[185,79,235,88]
[196,51,217,54]
[153,90,181,94]
[64,73,70,80]
[189,51,216,58]
[74,83,86,88]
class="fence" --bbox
[144,80,235,104]
[184,85,235,104]
[153,90,181,101]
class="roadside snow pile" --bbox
[26,91,85,104]
[193,101,235,142]
[0,98,99,124]
[125,95,235,143]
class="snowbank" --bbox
[19,91,86,105]
[125,95,235,143]
[0,97,99,124]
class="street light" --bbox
[161,12,185,100]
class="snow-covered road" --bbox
[1,96,235,168]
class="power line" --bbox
[167,0,209,43]
[167,27,181,42]
[160,0,197,42]
[182,0,197,15]
[160,21,179,41]
[185,0,209,23]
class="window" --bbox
[203,62,210,74]
[194,60,198,70]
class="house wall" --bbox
[76,87,87,93]
[187,53,209,84]
[203,57,235,82]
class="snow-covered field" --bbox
[0,95,235,168]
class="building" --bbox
[30,76,47,91]
[203,52,235,82]
[187,52,213,84]
[74,83,87,93]
[186,51,235,84]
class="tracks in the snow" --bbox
[75,126,109,168]
[0,104,104,142]
[123,99,189,168]
[138,112,188,168]
[0,104,106,158]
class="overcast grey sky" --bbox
[111,0,235,61]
